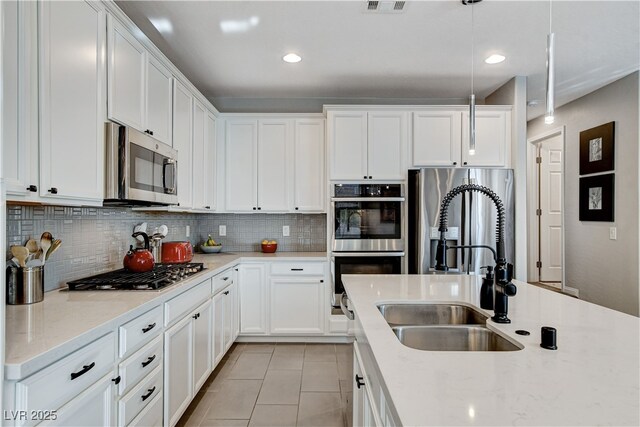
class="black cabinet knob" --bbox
[355,374,365,389]
[149,130,154,136]
[253,207,256,210]
[295,207,299,210]
[368,176,372,179]
[224,290,230,295]
[205,206,211,209]
[363,176,367,179]
[111,376,121,385]
[48,187,58,194]
[453,162,457,165]
[463,162,468,165]
[257,207,261,210]
[26,185,37,192]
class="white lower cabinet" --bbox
[212,281,238,365]
[269,276,325,334]
[238,263,267,334]
[193,299,214,392]
[353,345,383,427]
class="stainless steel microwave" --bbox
[104,123,178,205]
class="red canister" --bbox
[161,241,194,263]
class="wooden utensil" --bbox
[46,239,62,260]
[25,239,39,254]
[10,245,29,268]
[40,232,53,264]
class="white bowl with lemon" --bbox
[201,235,222,253]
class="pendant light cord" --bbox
[471,1,474,96]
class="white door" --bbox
[269,277,325,334]
[328,111,368,180]
[212,291,225,365]
[39,0,105,202]
[193,299,213,392]
[257,119,291,212]
[204,112,217,210]
[412,110,461,167]
[225,120,258,212]
[238,263,267,334]
[172,80,193,209]
[145,56,173,145]
[191,100,207,210]
[107,16,145,130]
[538,134,564,283]
[294,119,325,212]
[367,112,406,180]
[462,110,509,167]
[164,315,194,427]
[223,288,234,350]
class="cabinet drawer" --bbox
[128,391,163,427]
[118,365,163,427]
[164,278,211,326]
[212,268,234,295]
[119,306,163,358]
[15,333,116,416]
[270,262,325,276]
[118,335,163,396]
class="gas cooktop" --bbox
[67,263,205,291]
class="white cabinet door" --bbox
[212,291,225,365]
[462,110,510,167]
[257,119,291,212]
[204,111,217,211]
[367,112,406,180]
[193,299,213,393]
[145,55,173,145]
[222,287,234,350]
[412,110,461,167]
[191,100,207,210]
[40,373,115,427]
[225,120,258,212]
[107,16,145,130]
[238,264,267,334]
[353,350,365,427]
[39,0,105,202]
[164,314,193,427]
[172,80,193,209]
[269,277,325,334]
[294,119,325,212]
[328,111,368,180]
[230,275,240,341]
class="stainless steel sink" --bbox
[377,303,488,327]
[392,325,522,352]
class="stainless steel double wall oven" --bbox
[330,183,405,306]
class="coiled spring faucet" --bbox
[434,183,517,323]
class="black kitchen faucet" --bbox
[434,184,517,323]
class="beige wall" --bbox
[528,72,639,316]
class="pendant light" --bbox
[467,0,478,155]
[545,0,555,124]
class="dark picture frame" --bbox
[579,173,614,222]
[579,121,615,175]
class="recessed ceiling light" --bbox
[282,53,302,63]
[485,54,506,64]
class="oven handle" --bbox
[332,252,405,257]
[331,197,405,202]
[340,292,355,320]
[163,158,177,195]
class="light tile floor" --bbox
[178,343,354,427]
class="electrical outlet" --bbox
[609,227,617,240]
[219,225,227,236]
[283,225,290,237]
[186,225,190,237]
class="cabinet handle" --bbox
[291,268,304,271]
[453,162,457,166]
[48,187,58,194]
[355,374,365,389]
[141,355,156,368]
[257,207,261,210]
[253,207,256,210]
[141,386,156,401]
[224,290,230,295]
[463,162,468,165]
[192,313,200,319]
[70,362,95,380]
[234,268,239,271]
[363,176,367,179]
[222,277,229,281]
[295,207,299,210]
[204,206,211,209]
[368,176,372,179]
[142,323,156,333]
[320,279,324,283]
[149,130,154,136]
[111,376,121,385]
[26,185,37,192]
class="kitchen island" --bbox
[343,274,639,426]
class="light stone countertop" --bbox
[343,274,640,426]
[5,251,327,380]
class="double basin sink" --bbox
[377,303,522,352]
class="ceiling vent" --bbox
[365,0,406,13]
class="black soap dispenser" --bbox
[480,265,494,310]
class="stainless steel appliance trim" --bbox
[340,292,354,320]
[330,197,406,202]
[331,252,405,257]
[333,239,405,252]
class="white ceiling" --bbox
[116,1,640,118]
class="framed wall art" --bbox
[579,173,615,222]
[579,121,615,175]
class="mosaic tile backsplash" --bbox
[6,205,326,292]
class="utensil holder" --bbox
[6,265,44,305]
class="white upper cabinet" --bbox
[191,100,207,211]
[39,0,106,202]
[225,119,258,212]
[328,110,406,180]
[108,16,173,145]
[257,119,292,212]
[412,107,511,168]
[461,109,510,167]
[294,119,325,212]
[173,80,193,209]
[413,110,462,167]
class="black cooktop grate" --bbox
[67,263,205,291]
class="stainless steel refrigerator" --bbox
[408,168,515,274]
